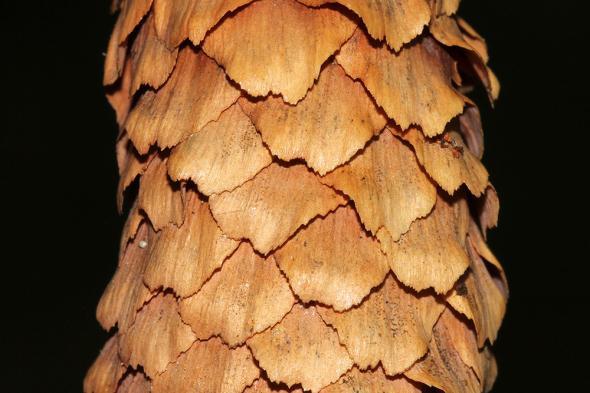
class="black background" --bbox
[1,1,587,391]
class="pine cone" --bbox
[85,0,508,392]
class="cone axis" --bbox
[86,0,508,392]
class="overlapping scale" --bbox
[377,194,471,294]
[337,30,465,136]
[136,156,184,230]
[104,0,154,85]
[434,309,496,386]
[117,0,154,45]
[322,130,437,240]
[430,13,478,54]
[106,59,133,127]
[116,135,153,211]
[468,220,505,279]
[125,47,240,154]
[393,125,489,196]
[430,0,461,16]
[118,293,196,377]
[274,206,389,311]
[143,191,239,298]
[447,238,507,346]
[477,185,500,237]
[429,13,498,100]
[239,64,387,175]
[168,104,272,196]
[457,18,489,61]
[405,309,483,393]
[153,0,255,48]
[152,338,260,393]
[201,0,356,104]
[180,242,296,346]
[129,14,178,94]
[405,307,499,392]
[247,304,353,393]
[118,201,144,255]
[96,223,156,332]
[103,12,127,85]
[83,337,125,393]
[459,106,485,159]
[299,0,431,52]
[318,275,444,376]
[210,164,346,255]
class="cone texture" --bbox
[86,0,508,392]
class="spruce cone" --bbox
[85,0,508,392]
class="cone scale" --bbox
[85,0,508,392]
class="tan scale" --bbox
[104,0,154,85]
[431,0,461,16]
[143,192,240,298]
[210,163,346,255]
[152,338,260,393]
[318,275,444,377]
[434,309,487,384]
[447,239,508,346]
[274,205,390,311]
[118,201,144,255]
[118,293,197,377]
[429,13,498,100]
[202,0,356,104]
[404,310,482,393]
[180,242,296,346]
[468,220,505,277]
[117,0,154,45]
[96,223,156,333]
[116,136,153,211]
[153,0,255,48]
[106,58,132,126]
[247,304,354,393]
[477,185,500,237]
[239,63,387,175]
[337,30,465,136]
[395,126,489,196]
[103,9,126,85]
[377,194,471,293]
[457,17,489,61]
[322,130,437,240]
[300,0,431,52]
[125,47,241,154]
[84,337,125,393]
[167,104,272,196]
[430,14,483,58]
[129,14,178,94]
[136,156,184,231]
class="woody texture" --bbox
[85,0,508,392]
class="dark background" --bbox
[1,1,587,391]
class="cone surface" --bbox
[86,0,507,392]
